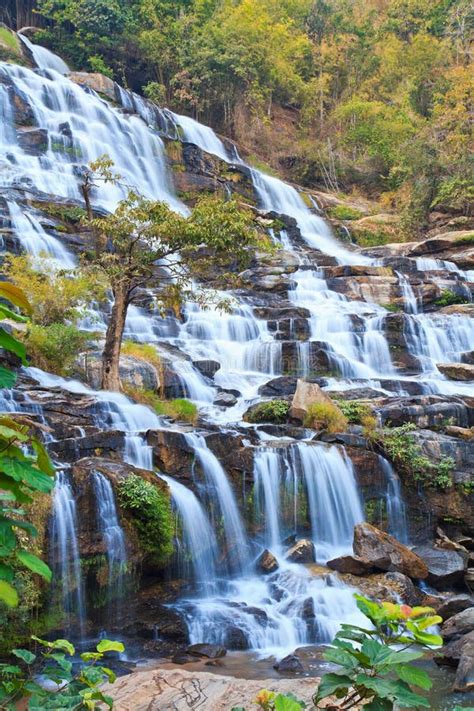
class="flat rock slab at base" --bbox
[104,668,322,710]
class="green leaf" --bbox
[315,673,353,701]
[100,666,117,684]
[324,646,359,669]
[96,639,125,654]
[416,615,442,630]
[0,580,18,607]
[0,522,17,556]
[0,458,55,493]
[274,694,305,711]
[0,562,14,582]
[0,304,27,323]
[80,652,102,662]
[396,664,432,690]
[0,328,26,364]
[12,648,36,664]
[31,440,55,476]
[0,664,22,675]
[50,639,75,655]
[364,699,392,711]
[406,622,443,647]
[0,367,17,389]
[16,550,52,582]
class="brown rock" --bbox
[186,644,227,659]
[453,651,474,692]
[286,539,316,564]
[289,379,332,423]
[69,72,116,100]
[437,596,474,621]
[327,555,374,575]
[436,631,474,667]
[353,523,429,579]
[437,363,474,382]
[442,608,474,641]
[255,549,279,574]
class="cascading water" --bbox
[92,470,128,619]
[50,471,86,638]
[19,35,70,75]
[379,457,409,545]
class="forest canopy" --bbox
[24,0,474,230]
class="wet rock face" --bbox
[285,539,316,564]
[327,554,374,575]
[412,545,467,588]
[438,363,474,382]
[255,549,279,574]
[353,523,429,579]
[79,352,160,392]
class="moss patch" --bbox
[328,204,365,221]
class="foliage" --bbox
[434,289,469,308]
[24,322,91,375]
[121,340,162,372]
[3,254,105,327]
[232,689,306,710]
[0,283,55,609]
[327,205,364,221]
[374,423,454,489]
[0,635,123,709]
[303,400,348,433]
[314,594,442,709]
[117,474,173,565]
[32,202,87,225]
[336,400,374,426]
[0,27,20,53]
[124,386,198,424]
[246,400,290,424]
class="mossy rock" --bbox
[350,214,403,247]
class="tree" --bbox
[82,171,262,390]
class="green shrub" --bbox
[24,323,90,375]
[124,386,198,424]
[434,289,469,307]
[336,399,374,425]
[303,401,348,433]
[374,423,454,489]
[246,400,290,424]
[327,204,364,221]
[117,475,173,566]
[88,54,113,77]
[32,202,87,225]
[121,340,162,371]
[0,27,20,54]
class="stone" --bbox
[286,539,316,564]
[453,650,474,692]
[302,597,316,620]
[409,230,474,270]
[353,523,429,579]
[273,654,304,673]
[186,643,227,659]
[79,352,160,392]
[289,379,333,423]
[436,631,474,666]
[224,626,249,650]
[104,668,318,710]
[258,376,298,397]
[437,363,474,382]
[16,127,48,155]
[327,554,374,575]
[69,71,116,100]
[413,546,467,587]
[171,653,199,665]
[193,359,220,378]
[442,608,474,641]
[437,596,474,621]
[213,392,238,407]
[255,549,279,574]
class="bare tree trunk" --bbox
[101,280,130,391]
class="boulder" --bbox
[327,555,374,575]
[223,626,249,650]
[442,608,474,641]
[213,392,238,408]
[273,654,304,673]
[437,363,474,382]
[79,352,160,392]
[413,546,467,587]
[437,596,474,621]
[16,127,48,155]
[453,649,474,692]
[353,523,429,579]
[258,376,298,397]
[436,631,474,666]
[69,71,116,100]
[186,644,227,659]
[255,549,279,575]
[193,359,220,378]
[289,379,332,423]
[286,539,316,564]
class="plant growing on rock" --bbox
[303,401,348,433]
[81,157,263,390]
[314,594,442,709]
[245,400,290,424]
[0,636,123,709]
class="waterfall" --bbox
[160,474,218,593]
[50,471,86,637]
[379,457,409,545]
[185,433,250,574]
[254,448,283,550]
[19,35,70,74]
[92,471,128,615]
[397,271,418,314]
